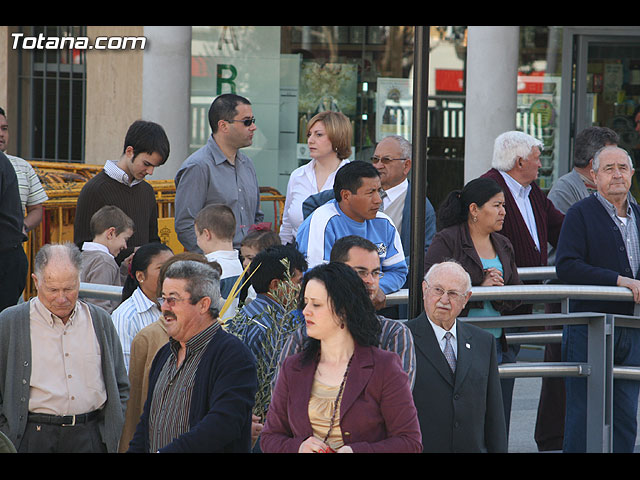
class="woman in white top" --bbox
[279,111,352,244]
[111,242,174,372]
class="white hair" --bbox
[592,145,633,172]
[492,131,544,172]
[423,261,472,293]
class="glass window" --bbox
[189,26,469,221]
[517,26,563,190]
[15,26,86,162]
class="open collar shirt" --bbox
[499,170,541,251]
[147,321,220,453]
[595,192,640,276]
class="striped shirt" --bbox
[595,192,640,276]
[103,159,143,186]
[276,315,416,390]
[236,293,304,363]
[148,321,220,453]
[6,154,48,214]
[111,287,162,372]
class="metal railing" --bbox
[77,266,640,452]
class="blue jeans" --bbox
[562,324,640,452]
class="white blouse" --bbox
[279,158,350,244]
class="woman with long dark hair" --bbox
[261,262,421,453]
[423,176,522,433]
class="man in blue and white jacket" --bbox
[296,161,408,294]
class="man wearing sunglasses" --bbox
[175,94,264,253]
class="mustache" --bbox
[435,301,452,310]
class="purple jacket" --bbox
[261,343,422,453]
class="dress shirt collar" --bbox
[382,178,408,208]
[254,292,286,313]
[31,296,84,328]
[103,159,143,186]
[499,170,531,199]
[132,286,160,314]
[208,134,248,167]
[426,314,457,343]
[595,191,633,218]
[169,320,220,357]
[81,241,112,256]
[303,158,350,191]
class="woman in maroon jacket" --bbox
[261,262,422,453]
[423,176,522,433]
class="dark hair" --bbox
[0,107,5,117]
[332,160,380,203]
[248,244,307,294]
[121,242,173,302]
[298,262,381,364]
[240,229,281,251]
[208,94,251,134]
[330,235,377,263]
[122,120,170,164]
[437,177,503,230]
[574,126,619,168]
[89,205,135,237]
[195,203,236,240]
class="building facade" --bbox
[1,25,640,213]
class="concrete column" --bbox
[142,26,192,181]
[464,26,519,182]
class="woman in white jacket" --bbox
[279,111,352,245]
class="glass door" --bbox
[565,30,640,192]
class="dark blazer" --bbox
[424,222,522,315]
[261,343,422,453]
[556,193,640,316]
[407,312,508,452]
[127,327,257,453]
[481,168,564,268]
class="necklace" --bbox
[322,354,353,445]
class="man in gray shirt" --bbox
[548,126,620,214]
[174,94,263,252]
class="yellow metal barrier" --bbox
[21,161,286,300]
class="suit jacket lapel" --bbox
[340,343,374,418]
[454,321,473,389]
[413,312,455,386]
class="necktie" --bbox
[379,189,388,211]
[443,332,456,373]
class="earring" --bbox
[473,216,478,223]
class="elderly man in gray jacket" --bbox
[0,242,129,453]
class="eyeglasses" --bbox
[426,284,467,302]
[227,117,256,127]
[370,156,407,165]
[353,268,384,280]
[160,295,190,307]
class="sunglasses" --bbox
[227,116,256,127]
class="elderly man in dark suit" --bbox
[406,261,507,453]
